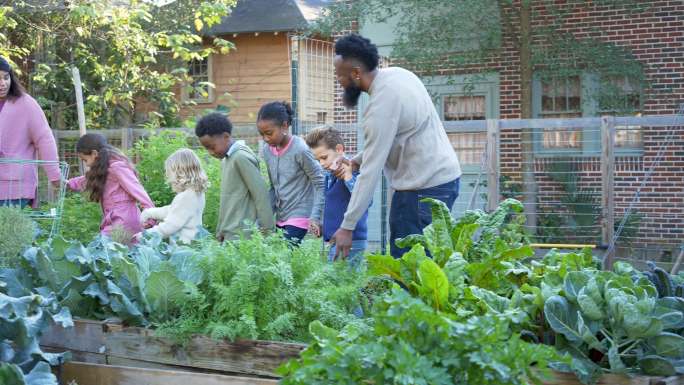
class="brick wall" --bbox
[335,0,684,259]
[331,16,361,154]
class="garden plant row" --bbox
[1,198,683,385]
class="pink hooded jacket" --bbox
[67,159,154,236]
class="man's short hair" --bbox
[334,34,379,71]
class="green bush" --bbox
[0,206,36,267]
[132,130,222,234]
[57,193,102,242]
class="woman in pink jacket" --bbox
[67,133,154,239]
[0,56,61,208]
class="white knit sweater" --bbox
[141,189,205,243]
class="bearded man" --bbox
[331,34,462,259]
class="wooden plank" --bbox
[105,327,305,378]
[543,371,652,385]
[601,116,616,270]
[614,115,684,127]
[40,318,108,354]
[53,129,126,139]
[71,66,87,175]
[60,362,279,385]
[106,356,205,372]
[443,120,487,131]
[486,119,500,212]
[42,346,107,365]
[651,376,684,385]
[441,115,684,131]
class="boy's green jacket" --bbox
[217,140,274,240]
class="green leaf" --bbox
[608,344,627,373]
[416,258,449,311]
[564,271,589,303]
[367,254,402,283]
[639,355,676,376]
[544,295,582,343]
[577,288,605,321]
[394,234,425,250]
[576,312,603,350]
[623,301,662,340]
[656,297,684,330]
[24,361,58,385]
[0,363,24,385]
[649,332,684,358]
[169,252,203,285]
[308,320,338,343]
[144,270,186,318]
[0,269,32,297]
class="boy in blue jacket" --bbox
[305,126,369,268]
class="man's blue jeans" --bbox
[328,239,367,271]
[389,178,460,259]
[0,199,30,209]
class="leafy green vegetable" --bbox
[21,233,199,326]
[145,269,187,319]
[157,232,369,342]
[365,198,683,382]
[544,265,684,378]
[0,266,73,385]
[279,288,563,385]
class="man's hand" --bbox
[217,233,225,243]
[333,158,359,180]
[332,228,353,260]
[309,221,321,237]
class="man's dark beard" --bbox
[342,84,362,108]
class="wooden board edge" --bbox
[60,362,280,385]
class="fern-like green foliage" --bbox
[157,232,370,343]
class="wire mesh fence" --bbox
[48,112,683,267]
[0,158,69,238]
[446,114,684,268]
[292,37,336,136]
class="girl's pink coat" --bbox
[0,94,60,205]
[67,160,154,235]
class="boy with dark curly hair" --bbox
[196,113,274,241]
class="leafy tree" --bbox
[0,0,236,129]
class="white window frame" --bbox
[532,72,644,156]
[182,54,214,104]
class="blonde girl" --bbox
[140,148,207,243]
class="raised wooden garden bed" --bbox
[41,319,305,378]
[43,319,683,385]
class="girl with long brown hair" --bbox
[67,133,154,240]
